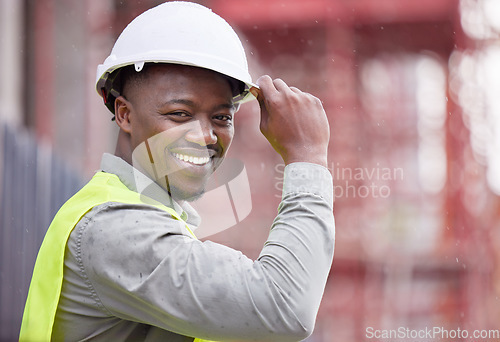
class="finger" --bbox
[290,86,302,93]
[272,78,289,92]
[255,75,276,94]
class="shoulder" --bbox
[67,201,193,269]
[67,201,197,283]
[72,201,190,248]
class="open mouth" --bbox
[172,152,211,166]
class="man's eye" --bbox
[215,114,232,122]
[167,111,191,118]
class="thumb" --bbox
[250,86,262,105]
[250,87,269,133]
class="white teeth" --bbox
[173,153,210,165]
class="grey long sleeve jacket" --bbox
[52,153,335,342]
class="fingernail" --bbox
[249,87,259,98]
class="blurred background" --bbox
[1,0,500,341]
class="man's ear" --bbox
[114,96,132,134]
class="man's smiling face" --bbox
[117,64,236,201]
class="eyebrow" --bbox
[159,99,236,111]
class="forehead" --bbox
[143,64,231,91]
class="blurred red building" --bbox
[1,0,500,341]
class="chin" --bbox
[168,184,206,202]
[162,167,214,202]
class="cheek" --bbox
[131,125,182,176]
[132,117,177,145]
[129,114,154,149]
[219,127,234,153]
[142,124,187,154]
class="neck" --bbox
[114,129,133,165]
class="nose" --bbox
[184,119,217,146]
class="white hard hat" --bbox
[96,1,256,113]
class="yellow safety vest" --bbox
[20,171,216,342]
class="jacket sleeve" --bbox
[78,162,334,342]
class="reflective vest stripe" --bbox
[19,171,215,342]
